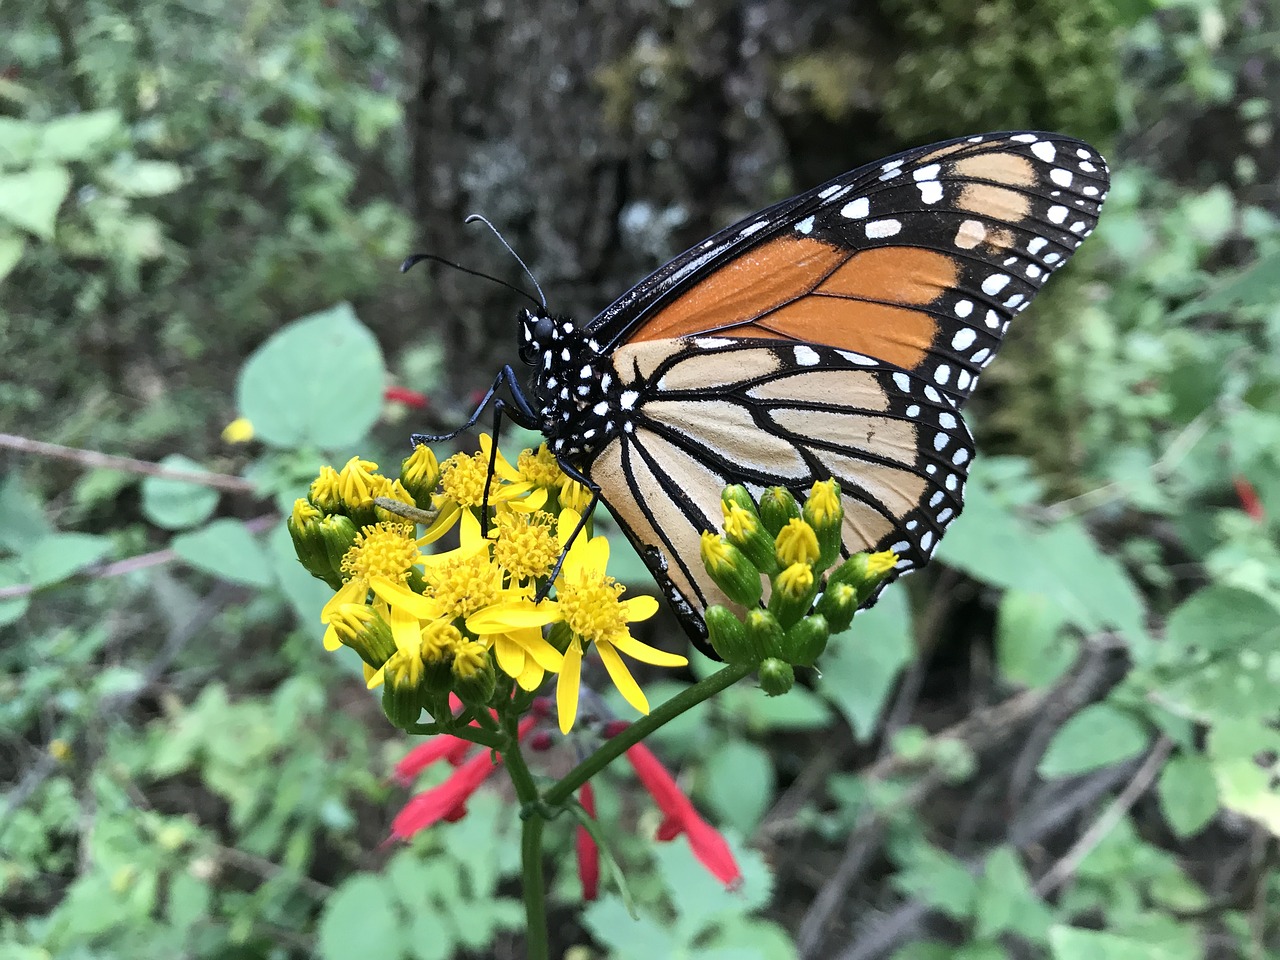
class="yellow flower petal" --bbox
[597,640,650,715]
[321,579,367,622]
[323,622,343,651]
[557,639,584,734]
[516,628,565,671]
[371,578,441,620]
[620,594,660,622]
[467,600,561,633]
[608,631,689,667]
[418,500,462,545]
[516,658,545,692]
[493,635,527,680]
[388,604,421,652]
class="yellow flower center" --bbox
[383,647,425,691]
[775,518,820,566]
[867,550,898,577]
[309,465,343,511]
[338,456,381,510]
[452,640,490,680]
[421,621,462,661]
[440,452,494,508]
[517,445,564,488]
[806,480,842,527]
[424,551,499,618]
[558,570,628,644]
[776,562,814,598]
[493,510,558,581]
[722,502,758,541]
[292,497,322,527]
[699,532,734,572]
[402,443,440,488]
[340,522,420,584]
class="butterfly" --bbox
[416,132,1109,658]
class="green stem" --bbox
[543,662,752,807]
[501,715,549,960]
[406,721,505,751]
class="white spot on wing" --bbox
[982,274,1010,295]
[795,215,815,235]
[919,181,943,204]
[866,218,901,239]
[841,197,870,219]
[740,219,769,237]
[1047,205,1068,224]
[893,372,911,393]
[955,299,974,318]
[794,345,820,366]
[1030,141,1056,162]
[951,328,976,350]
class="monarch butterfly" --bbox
[416,132,1109,658]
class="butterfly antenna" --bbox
[464,214,548,310]
[400,252,541,308]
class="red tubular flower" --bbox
[384,385,428,408]
[390,715,540,841]
[623,740,742,888]
[576,782,600,901]
[393,736,473,785]
[1235,475,1265,522]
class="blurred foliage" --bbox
[5,0,1280,958]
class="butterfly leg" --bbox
[410,365,541,446]
[535,460,602,602]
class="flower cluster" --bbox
[699,481,897,694]
[286,439,688,733]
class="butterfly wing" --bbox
[577,132,1108,651]
[586,337,970,653]
[589,132,1109,406]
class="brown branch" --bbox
[0,433,254,493]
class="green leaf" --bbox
[892,844,976,920]
[0,559,30,626]
[1156,753,1219,838]
[237,303,385,448]
[1038,704,1151,778]
[172,520,274,587]
[100,159,185,197]
[268,524,334,626]
[701,740,773,835]
[0,473,54,549]
[973,846,1053,943]
[140,455,223,530]
[704,919,798,960]
[23,533,112,587]
[0,229,24,282]
[38,109,123,161]
[1049,927,1154,960]
[816,586,912,739]
[741,684,832,732]
[0,166,72,239]
[1207,718,1280,836]
[318,875,404,960]
[996,590,1074,688]
[0,118,40,167]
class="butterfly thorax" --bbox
[519,307,621,467]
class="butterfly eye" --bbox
[534,315,556,344]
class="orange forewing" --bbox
[629,237,959,372]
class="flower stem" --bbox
[502,717,549,960]
[544,661,752,807]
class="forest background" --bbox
[4,1,1280,957]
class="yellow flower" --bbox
[320,521,423,651]
[721,501,759,542]
[559,479,594,514]
[337,456,382,512]
[492,509,558,582]
[775,518,820,567]
[309,465,342,512]
[439,434,547,515]
[550,510,681,732]
[221,417,255,444]
[517,444,565,488]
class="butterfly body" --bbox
[458,132,1109,656]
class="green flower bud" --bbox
[327,604,397,669]
[382,683,428,730]
[758,657,795,697]
[451,640,497,707]
[721,499,779,576]
[758,487,800,537]
[319,514,359,575]
[400,443,442,507]
[768,561,820,629]
[421,622,462,695]
[827,550,898,607]
[814,581,859,633]
[700,532,764,607]
[775,518,820,568]
[745,608,786,661]
[288,498,341,587]
[309,465,343,513]
[802,480,843,570]
[782,615,830,666]
[720,485,759,516]
[706,605,758,665]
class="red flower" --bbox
[619,734,741,888]
[384,385,428,409]
[390,715,538,840]
[1235,474,1265,523]
[576,782,600,901]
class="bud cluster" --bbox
[699,482,897,695]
